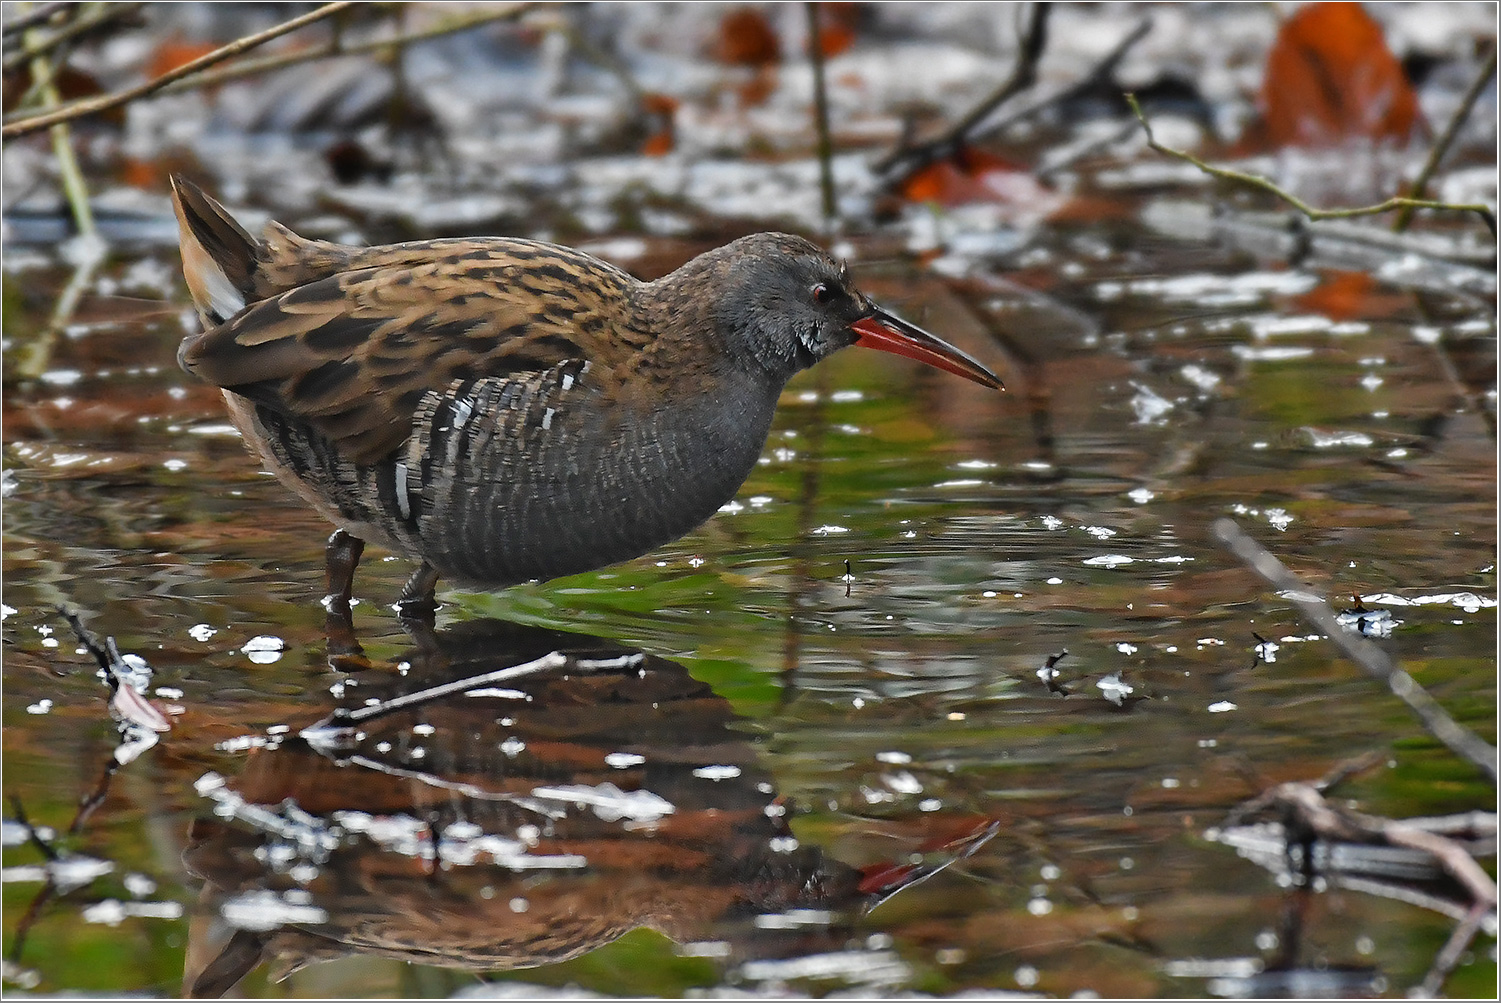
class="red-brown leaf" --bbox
[899,148,1028,206]
[718,7,781,66]
[1256,2,1421,148]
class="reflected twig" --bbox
[4,797,67,965]
[12,236,107,381]
[6,796,58,863]
[1218,776,1497,996]
[779,367,831,708]
[1213,518,1497,784]
[303,650,570,737]
[1127,93,1497,237]
[1420,900,1493,996]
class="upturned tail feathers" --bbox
[170,175,260,325]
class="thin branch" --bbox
[0,1,72,40]
[969,16,1150,146]
[20,19,95,240]
[1,1,356,139]
[1312,750,1385,792]
[1222,777,1496,995]
[875,2,1052,176]
[806,2,837,226]
[1419,901,1492,996]
[2,2,145,76]
[1394,44,1497,233]
[1384,823,1497,915]
[153,3,537,99]
[303,651,568,737]
[1127,93,1497,237]
[1213,518,1497,784]
[5,796,58,863]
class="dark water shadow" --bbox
[180,612,997,997]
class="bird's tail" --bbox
[170,175,260,325]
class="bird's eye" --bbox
[811,283,833,306]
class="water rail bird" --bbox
[171,176,1002,612]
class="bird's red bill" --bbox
[851,311,1003,389]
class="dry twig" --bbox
[1394,44,1497,233]
[1213,518,1497,784]
[875,2,1052,176]
[153,3,536,99]
[1127,93,1497,237]
[1418,900,1493,997]
[806,2,837,225]
[0,2,73,39]
[1,2,145,76]
[968,16,1150,147]
[1222,777,1497,996]
[2,1,355,138]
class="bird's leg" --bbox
[325,529,365,604]
[396,562,440,625]
[323,529,367,668]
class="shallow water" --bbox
[5,206,1495,997]
[3,4,1497,998]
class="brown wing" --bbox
[180,241,640,464]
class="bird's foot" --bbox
[322,584,368,673]
[324,529,365,605]
[322,530,370,670]
[395,563,440,625]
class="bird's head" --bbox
[695,233,1002,391]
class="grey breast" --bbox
[257,359,780,587]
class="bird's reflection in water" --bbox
[183,615,997,997]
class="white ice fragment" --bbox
[220,889,328,931]
[530,782,674,822]
[1096,674,1134,706]
[240,636,285,665]
[1130,382,1175,424]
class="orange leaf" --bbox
[641,92,680,116]
[120,157,162,190]
[640,92,677,155]
[813,3,863,57]
[1256,2,1421,148]
[718,7,781,66]
[1293,269,1412,320]
[147,38,219,80]
[736,67,777,107]
[641,130,674,156]
[899,148,1027,206]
